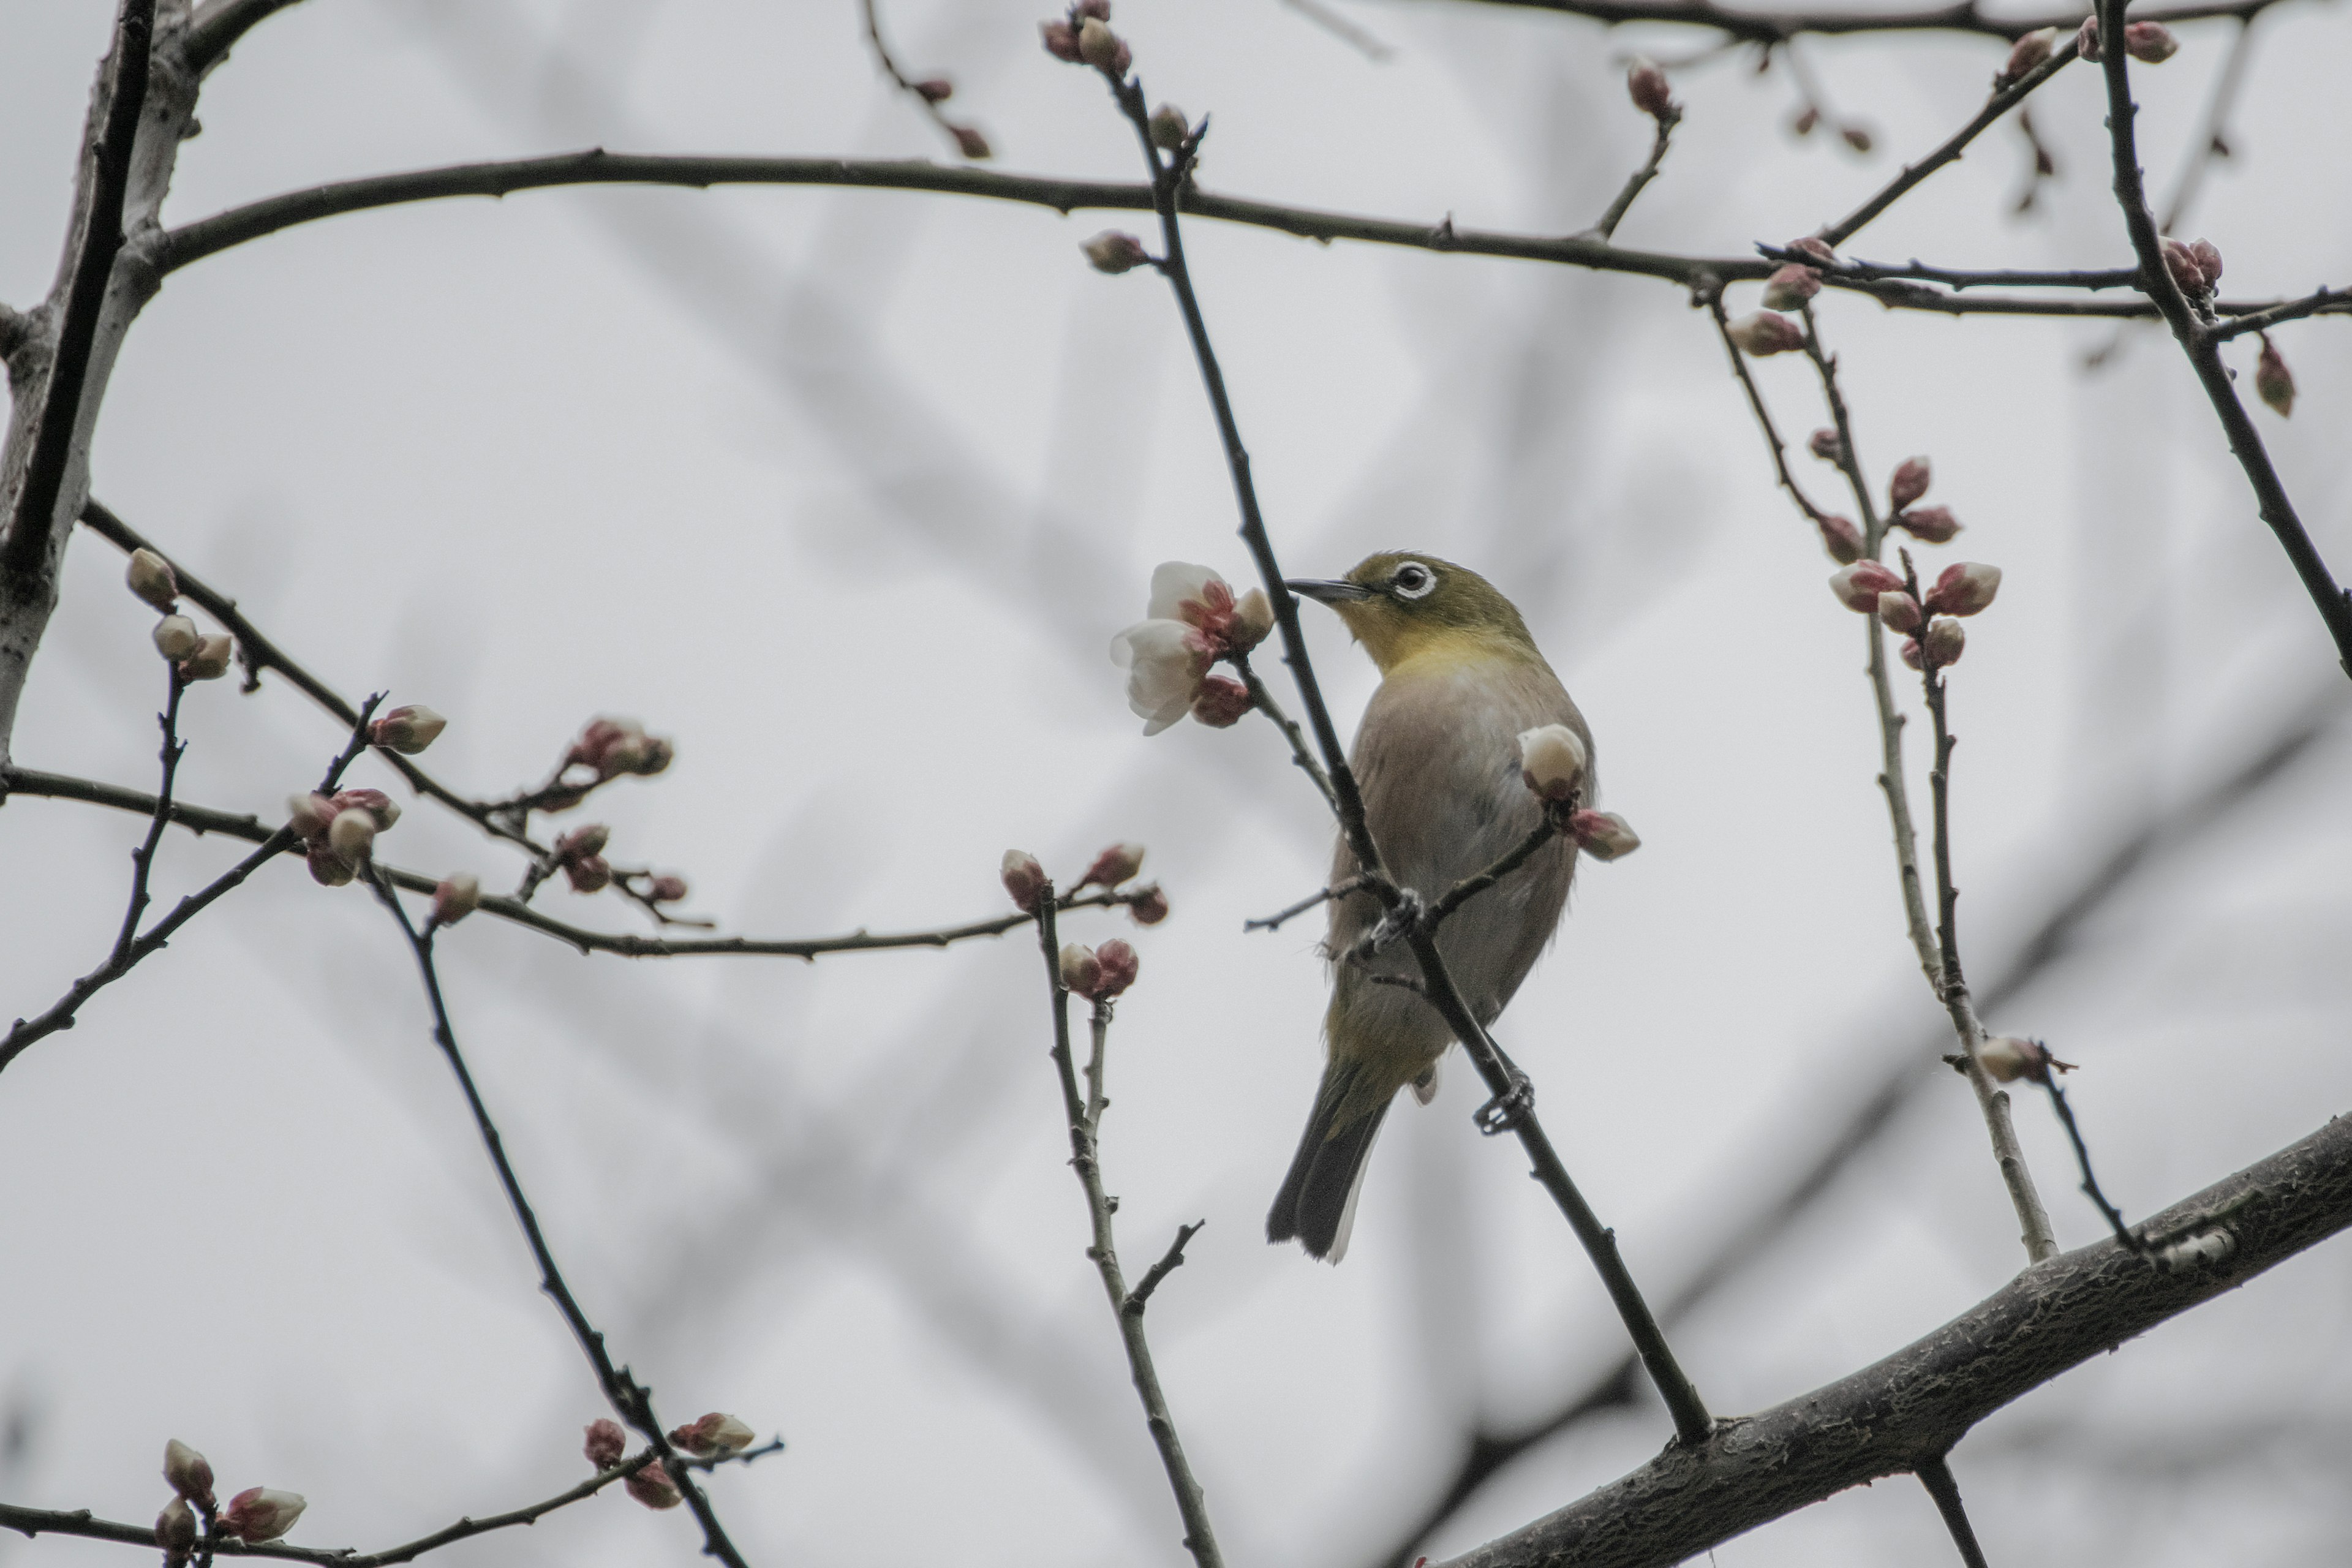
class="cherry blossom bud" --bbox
[1806,426,1844,462]
[1877,590,1923,634]
[670,1412,758,1458]
[1091,938,1139,998]
[584,1418,627,1469]
[951,125,991,160]
[2160,237,2209,297]
[1002,850,1047,913]
[1080,842,1146,889]
[1128,884,1169,925]
[2256,336,2295,417]
[1899,635,1924,672]
[287,793,335,839]
[1893,505,1962,544]
[1888,455,1931,510]
[2075,15,2101,61]
[370,704,446,754]
[1996,27,2056,85]
[164,1440,216,1510]
[127,549,178,611]
[1060,942,1102,996]
[1924,615,1966,665]
[217,1488,306,1543]
[157,1499,197,1565]
[649,874,688,903]
[556,824,609,861]
[1626,56,1673,119]
[1829,560,1904,611]
[1790,105,1819,135]
[625,1460,683,1510]
[1229,588,1275,654]
[1082,231,1150,274]
[1569,809,1640,861]
[180,634,233,682]
[1924,560,2002,616]
[1788,236,1838,266]
[1039,18,1080,60]
[565,854,612,894]
[1076,17,1126,72]
[2124,20,2178,62]
[1517,723,1588,802]
[2189,238,2223,290]
[1815,513,1863,564]
[1841,125,1874,153]
[1725,311,1804,356]
[914,77,954,103]
[307,840,355,886]
[1150,103,1189,151]
[1189,674,1252,728]
[431,873,481,926]
[333,788,399,829]
[328,808,377,863]
[153,614,199,661]
[1760,265,1821,311]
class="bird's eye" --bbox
[1391,563,1436,600]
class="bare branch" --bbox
[2204,284,2351,342]
[113,665,187,966]
[858,0,990,160]
[183,0,311,75]
[1438,0,2299,45]
[1583,107,1680,243]
[1245,875,1366,933]
[1915,1455,1991,1568]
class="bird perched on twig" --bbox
[1268,552,1591,1263]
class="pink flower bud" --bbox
[1996,27,2056,85]
[164,1440,216,1510]
[1787,236,1838,266]
[1039,18,1080,59]
[2189,238,2223,289]
[1091,938,1139,998]
[332,788,399,829]
[371,704,447,754]
[2124,20,2177,62]
[1828,560,1904,611]
[564,854,612,894]
[1080,842,1147,889]
[649,873,688,903]
[1815,513,1863,564]
[625,1460,683,1510]
[1059,942,1102,996]
[2075,15,2101,61]
[1840,125,1874,153]
[307,839,355,886]
[914,77,954,103]
[217,1488,306,1544]
[1893,505,1961,544]
[1899,635,1924,671]
[1924,615,1966,665]
[1128,884,1169,925]
[584,1418,628,1469]
[1189,674,1253,728]
[127,549,178,611]
[157,1499,197,1565]
[432,873,481,925]
[1082,231,1150,275]
[1725,311,1804,356]
[1888,455,1931,510]
[179,633,233,682]
[1072,0,1110,20]
[1923,560,2002,616]
[287,793,336,840]
[569,718,671,779]
[1626,56,1673,119]
[153,615,199,662]
[1002,850,1047,913]
[2160,237,2211,298]
[556,824,609,861]
[1150,103,1190,151]
[1806,427,1845,462]
[1517,723,1588,802]
[328,808,377,863]
[1229,588,1275,654]
[669,1412,758,1458]
[1568,809,1640,862]
[2255,336,2295,417]
[1076,16,1126,72]
[951,124,991,160]
[1760,264,1822,311]
[1877,590,1923,634]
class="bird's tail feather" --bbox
[1267,1061,1392,1264]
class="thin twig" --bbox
[1762,247,2137,293]
[2203,285,2351,341]
[1915,1454,1991,1568]
[1245,875,1365,933]
[1235,655,1338,810]
[858,0,988,159]
[1581,107,1679,242]
[2040,1069,2150,1254]
[364,873,752,1568]
[2157,17,2256,235]
[1125,1221,1207,1317]
[1706,293,1837,526]
[1032,886,1224,1568]
[1446,0,2294,44]
[113,666,189,966]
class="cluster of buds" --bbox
[2255,334,2296,418]
[1514,725,1640,859]
[1994,26,2059,87]
[1082,230,1152,274]
[1830,560,2001,669]
[431,872,482,927]
[288,788,400,886]
[1971,1035,2077,1085]
[1725,310,1806,358]
[151,614,233,682]
[1003,846,1170,924]
[1879,453,1961,543]
[2078,15,2178,62]
[2160,236,2224,303]
[1625,56,1676,122]
[370,703,447,755]
[1110,563,1275,734]
[1061,937,1140,1000]
[554,824,612,893]
[156,1441,304,1564]
[909,77,990,160]
[566,717,674,783]
[1041,0,1129,75]
[670,1412,758,1458]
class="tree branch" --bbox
[183,0,311,75]
[1441,0,2301,44]
[1915,1455,1991,1568]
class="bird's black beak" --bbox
[1286,577,1372,605]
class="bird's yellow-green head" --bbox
[1286,552,1539,674]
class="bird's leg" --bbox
[1350,887,1426,960]
[1472,1036,1536,1136]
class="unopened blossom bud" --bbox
[372,704,447,754]
[2124,20,2178,62]
[1517,723,1588,802]
[1893,505,1962,543]
[1877,590,1923,634]
[1829,560,1904,611]
[1569,809,1640,862]
[1725,311,1804,356]
[1899,635,1924,672]
[2255,336,2295,417]
[1841,124,1874,153]
[217,1488,306,1544]
[180,634,233,682]
[1760,264,1821,311]
[1076,16,1126,72]
[625,1460,683,1510]
[1923,615,1966,665]
[307,840,355,886]
[1806,426,1845,462]
[1060,942,1102,996]
[1080,842,1146,889]
[1128,884,1169,925]
[1888,455,1931,510]
[1081,231,1149,274]
[914,77,954,103]
[1790,105,1819,135]
[2189,238,2222,290]
[333,788,399,829]
[2075,15,2101,61]
[2161,238,2207,297]
[556,824,609,861]
[1787,236,1838,266]
[951,124,991,159]
[584,1417,628,1469]
[1189,674,1252,728]
[565,854,612,894]
[1229,588,1275,654]
[1150,103,1189,151]
[670,1412,758,1458]
[153,615,200,661]
[1039,18,1080,60]
[1091,938,1139,998]
[157,1498,197,1564]
[329,808,377,862]
[1815,513,1863,564]
[1002,850,1047,913]
[287,793,335,837]
[1996,27,2056,85]
[1626,56,1673,119]
[127,549,178,611]
[649,874,688,903]
[1924,560,2002,616]
[431,873,481,926]
[164,1439,216,1510]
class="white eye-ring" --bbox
[1392,562,1437,600]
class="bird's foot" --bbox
[1472,1069,1535,1136]
[1352,888,1427,960]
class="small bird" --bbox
[1267,552,1591,1262]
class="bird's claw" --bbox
[1473,1071,1534,1136]
[1353,888,1427,960]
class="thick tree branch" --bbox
[1445,0,2302,43]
